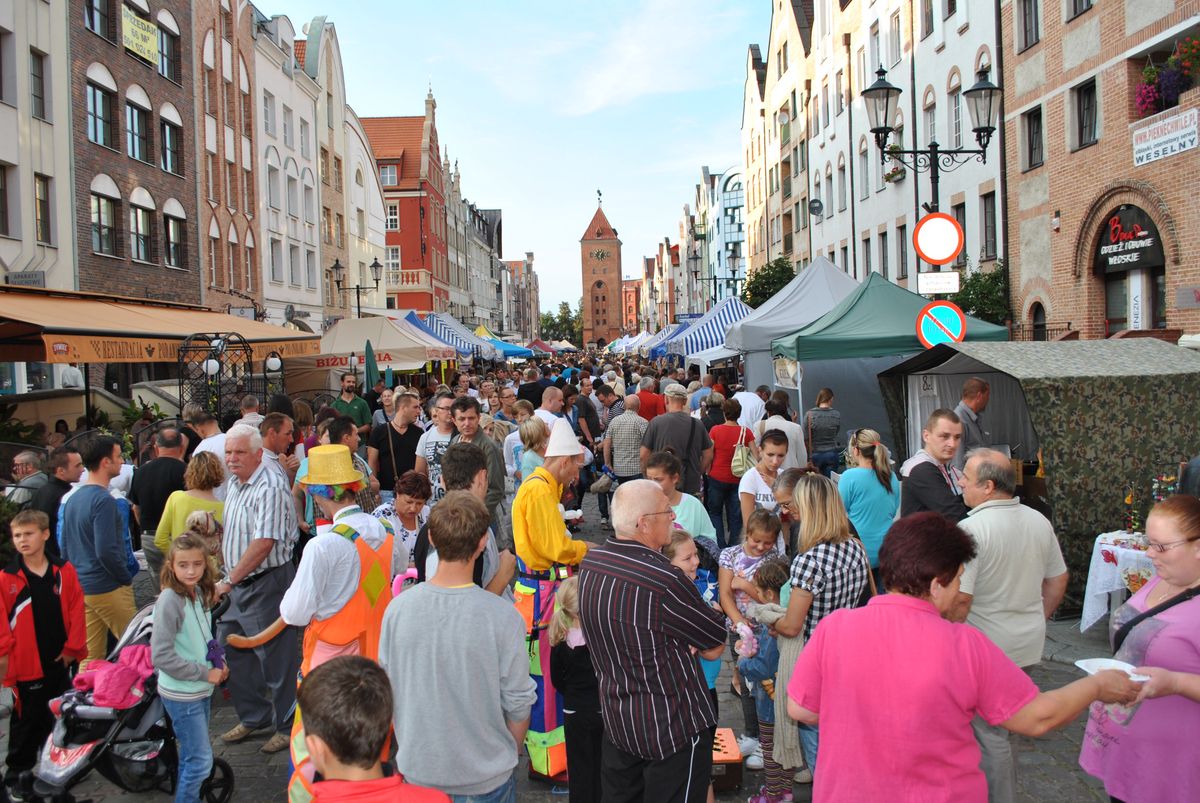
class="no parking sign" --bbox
[916,301,967,349]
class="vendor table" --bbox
[1081,531,1155,632]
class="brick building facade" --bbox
[1004,2,1200,339]
[621,278,642,333]
[580,205,622,347]
[72,0,198,303]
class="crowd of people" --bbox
[0,357,1195,803]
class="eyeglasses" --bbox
[642,509,676,521]
[435,405,453,412]
[1146,537,1200,554]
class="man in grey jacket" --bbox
[379,491,535,799]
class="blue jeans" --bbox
[705,477,742,549]
[811,450,840,478]
[450,770,517,803]
[162,695,213,803]
[798,723,819,771]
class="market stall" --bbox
[665,296,752,357]
[404,311,473,360]
[422,313,500,361]
[877,339,1200,596]
[285,316,450,394]
[641,323,685,359]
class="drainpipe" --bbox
[993,0,1012,300]
[844,33,858,277]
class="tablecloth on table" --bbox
[1081,531,1155,633]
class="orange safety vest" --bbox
[289,518,395,802]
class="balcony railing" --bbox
[1009,322,1074,342]
[386,269,433,292]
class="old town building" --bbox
[621,278,642,333]
[503,253,540,342]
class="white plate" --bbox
[1074,657,1150,682]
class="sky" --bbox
[274,0,771,312]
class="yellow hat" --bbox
[297,444,364,486]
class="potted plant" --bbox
[884,145,906,182]
[1134,45,1197,118]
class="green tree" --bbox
[951,261,1011,325]
[539,300,583,344]
[740,256,794,308]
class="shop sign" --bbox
[1175,287,1200,310]
[6,271,46,287]
[1132,109,1198,167]
[1093,206,1165,275]
[122,5,159,64]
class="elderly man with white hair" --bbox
[579,480,726,801]
[214,423,300,755]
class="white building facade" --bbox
[344,109,387,315]
[694,166,746,309]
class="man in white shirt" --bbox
[951,448,1068,803]
[187,408,229,500]
[732,385,769,430]
[534,386,564,429]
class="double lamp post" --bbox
[330,257,383,318]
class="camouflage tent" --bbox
[878,339,1200,598]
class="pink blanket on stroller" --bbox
[72,644,154,709]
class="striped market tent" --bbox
[665,297,753,356]
[640,323,685,358]
[404,311,471,358]
[423,313,500,360]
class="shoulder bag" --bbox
[1112,584,1200,654]
[730,425,756,478]
[853,537,878,608]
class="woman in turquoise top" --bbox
[644,450,718,546]
[837,428,900,575]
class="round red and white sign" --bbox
[913,213,965,266]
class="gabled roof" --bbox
[581,206,620,243]
[293,40,306,69]
[750,44,766,100]
[790,1,814,55]
[360,116,424,188]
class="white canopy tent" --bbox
[685,344,739,374]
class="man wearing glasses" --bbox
[949,448,1068,803]
[578,480,726,802]
[493,387,519,423]
[415,391,456,504]
[5,451,49,507]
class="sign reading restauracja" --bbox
[1132,108,1198,167]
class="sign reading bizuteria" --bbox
[122,5,158,64]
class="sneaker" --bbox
[746,787,792,803]
[260,731,289,754]
[221,723,265,744]
[793,767,813,784]
[745,746,764,771]
[736,734,760,757]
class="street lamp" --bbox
[863,66,1002,213]
[330,257,384,318]
[726,252,745,298]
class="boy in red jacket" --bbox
[297,656,448,803]
[0,509,86,801]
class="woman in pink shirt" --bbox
[1079,495,1200,802]
[786,512,1140,803]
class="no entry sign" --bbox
[916,301,967,349]
[913,213,964,266]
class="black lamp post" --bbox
[862,66,1002,213]
[330,257,384,318]
[726,253,745,298]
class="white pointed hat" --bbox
[544,417,583,458]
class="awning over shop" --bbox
[666,297,753,356]
[488,338,534,358]
[385,313,456,361]
[404,311,471,357]
[423,313,500,360]
[319,316,449,368]
[0,287,319,364]
[643,323,686,358]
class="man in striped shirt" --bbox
[578,479,726,802]
[214,424,300,755]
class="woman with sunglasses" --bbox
[1079,494,1200,802]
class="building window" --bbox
[386,246,399,271]
[380,165,396,185]
[33,174,51,244]
[266,165,280,209]
[30,50,47,120]
[225,162,236,211]
[262,91,275,135]
[952,202,967,266]
[1151,266,1167,329]
[924,101,937,145]
[126,103,151,163]
[164,215,184,267]
[898,224,908,278]
[269,238,282,282]
[1019,0,1040,50]
[91,194,116,254]
[835,71,844,115]
[949,90,962,148]
[0,167,8,237]
[244,168,254,211]
[386,202,398,230]
[129,206,152,262]
[287,175,298,218]
[161,122,182,175]
[289,244,301,285]
[841,246,849,273]
[880,231,889,279]
[825,173,834,218]
[821,83,829,129]
[335,213,344,248]
[869,24,881,73]
[245,245,254,292]
[1105,273,1127,333]
[84,0,110,38]
[837,165,847,211]
[890,12,902,66]
[981,192,997,260]
[241,91,252,137]
[799,196,807,229]
[226,242,237,288]
[1074,79,1098,148]
[1023,107,1044,168]
[334,157,343,191]
[320,148,329,184]
[944,0,957,18]
[299,119,310,158]
[87,84,116,148]
[209,237,218,285]
[158,28,180,82]
[303,185,314,222]
[306,250,317,288]
[221,9,233,40]
[862,237,872,277]
[859,150,870,200]
[205,154,216,200]
[1071,0,1093,17]
[282,106,293,148]
[321,207,331,244]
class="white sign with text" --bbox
[1132,108,1198,167]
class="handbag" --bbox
[1112,583,1200,654]
[853,537,878,608]
[731,425,756,477]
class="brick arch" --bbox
[1071,181,1182,279]
[974,46,993,75]
[946,67,963,93]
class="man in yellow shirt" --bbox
[511,417,588,782]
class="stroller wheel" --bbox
[200,758,234,803]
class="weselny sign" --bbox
[1132,108,1198,167]
[1093,205,1165,275]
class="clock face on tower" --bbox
[589,248,610,260]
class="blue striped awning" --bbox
[666,297,753,356]
[641,323,683,358]
[405,311,471,357]
[423,313,499,360]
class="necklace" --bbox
[1149,577,1200,607]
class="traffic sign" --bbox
[916,270,961,295]
[916,301,968,349]
[913,213,964,266]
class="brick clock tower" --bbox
[580,204,623,348]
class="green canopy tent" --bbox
[767,273,1008,452]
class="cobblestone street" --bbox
[21,493,1109,801]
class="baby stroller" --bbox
[29,602,234,803]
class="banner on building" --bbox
[1092,205,1165,275]
[122,5,159,64]
[1132,108,1198,167]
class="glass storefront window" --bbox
[1151,267,1167,329]
[1105,274,1127,334]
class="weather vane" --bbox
[597,189,602,206]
